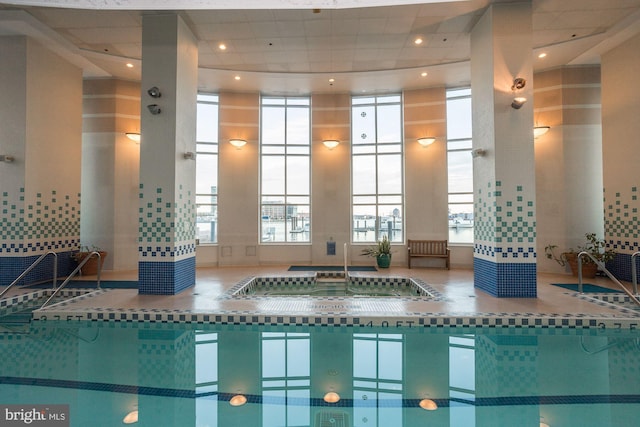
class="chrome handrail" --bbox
[40,251,102,309]
[577,251,640,307]
[631,251,640,296]
[0,251,58,299]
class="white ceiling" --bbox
[1,0,640,94]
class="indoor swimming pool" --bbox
[0,320,638,427]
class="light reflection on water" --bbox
[0,322,638,427]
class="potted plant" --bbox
[72,245,108,275]
[545,233,616,278]
[361,235,392,268]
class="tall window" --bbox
[260,97,311,243]
[446,88,474,244]
[196,94,219,244]
[351,95,404,243]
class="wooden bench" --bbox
[407,239,450,269]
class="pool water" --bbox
[0,321,638,426]
[233,276,435,298]
[250,280,421,297]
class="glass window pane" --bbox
[377,104,401,143]
[262,146,285,155]
[449,203,474,244]
[287,156,309,195]
[378,143,402,153]
[353,205,376,243]
[198,94,219,103]
[448,139,472,150]
[262,156,285,195]
[287,196,309,204]
[378,195,402,204]
[353,195,376,204]
[262,107,286,144]
[352,145,376,154]
[352,105,376,144]
[353,155,376,195]
[378,154,402,194]
[448,150,473,193]
[197,143,217,154]
[287,146,309,155]
[287,107,310,145]
[379,205,402,242]
[196,154,217,195]
[286,205,310,242]
[197,103,218,143]
[447,97,472,140]
[449,193,474,204]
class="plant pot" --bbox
[376,254,391,269]
[563,252,598,278]
[75,251,107,275]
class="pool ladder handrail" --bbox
[40,251,102,309]
[631,251,640,296]
[577,251,640,307]
[0,251,58,300]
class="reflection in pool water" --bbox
[0,321,639,426]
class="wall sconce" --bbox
[511,97,527,109]
[125,133,141,143]
[417,137,436,147]
[147,86,161,98]
[323,140,340,150]
[323,391,340,403]
[183,152,196,160]
[147,104,161,115]
[511,77,527,109]
[471,148,486,158]
[533,126,550,138]
[229,139,247,149]
[229,394,247,406]
[0,155,15,163]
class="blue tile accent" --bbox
[474,258,537,297]
[138,257,196,295]
[607,252,635,282]
[0,251,76,286]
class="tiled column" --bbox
[601,33,640,281]
[138,14,198,294]
[470,3,537,297]
[0,36,82,285]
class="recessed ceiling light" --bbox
[421,72,428,77]
[126,63,133,68]
[538,52,547,58]
[234,75,241,81]
[219,43,227,50]
[329,78,335,83]
[414,37,423,45]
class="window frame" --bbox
[259,96,311,244]
[350,94,405,244]
[195,93,219,245]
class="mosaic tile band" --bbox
[475,181,536,263]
